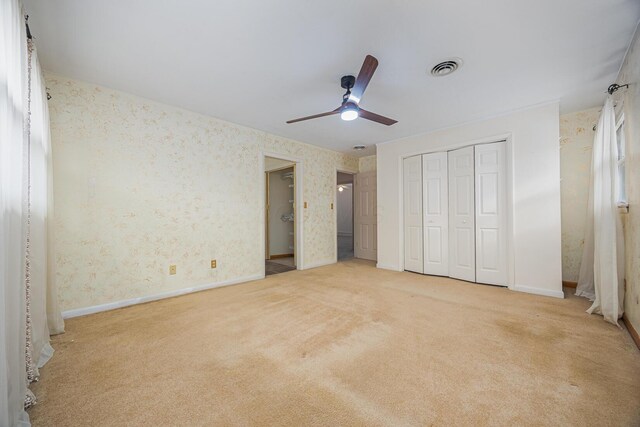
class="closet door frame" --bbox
[399,135,515,289]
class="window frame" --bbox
[615,113,628,207]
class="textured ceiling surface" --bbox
[24,0,640,156]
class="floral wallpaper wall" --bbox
[559,108,600,282]
[358,155,377,172]
[46,74,359,311]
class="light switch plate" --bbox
[169,265,177,275]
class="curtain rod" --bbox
[25,15,52,100]
[25,14,32,39]
[607,83,629,95]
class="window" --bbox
[616,114,627,206]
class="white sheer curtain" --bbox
[576,97,625,325]
[1,0,30,424]
[1,0,64,425]
[28,32,65,373]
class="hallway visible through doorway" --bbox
[337,171,354,260]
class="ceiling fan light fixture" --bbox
[286,55,397,126]
[340,103,359,121]
[341,110,358,121]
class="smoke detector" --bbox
[430,58,462,77]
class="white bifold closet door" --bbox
[474,142,508,285]
[422,152,449,276]
[448,146,476,282]
[403,155,423,273]
[404,142,508,286]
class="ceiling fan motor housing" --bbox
[341,75,356,90]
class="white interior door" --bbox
[422,152,449,276]
[475,142,508,285]
[448,146,476,282]
[403,155,423,273]
[354,171,377,261]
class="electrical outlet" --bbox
[331,203,334,209]
[211,259,217,269]
[169,265,177,275]
[304,202,308,208]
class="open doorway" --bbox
[265,156,296,275]
[337,171,355,260]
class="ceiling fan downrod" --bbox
[341,75,355,105]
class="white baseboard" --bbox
[376,263,401,271]
[302,259,335,270]
[62,273,265,319]
[512,285,564,299]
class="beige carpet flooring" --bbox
[29,260,640,426]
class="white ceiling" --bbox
[24,0,640,157]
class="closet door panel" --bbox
[448,146,476,282]
[403,155,423,273]
[475,142,508,285]
[422,152,448,276]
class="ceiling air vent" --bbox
[430,59,462,77]
[353,145,366,151]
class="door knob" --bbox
[462,220,467,224]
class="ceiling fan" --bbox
[286,55,397,126]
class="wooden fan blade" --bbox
[359,109,397,126]
[350,55,378,103]
[286,107,341,124]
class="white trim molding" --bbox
[512,285,565,299]
[62,273,264,319]
[302,259,335,270]
[376,263,402,271]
